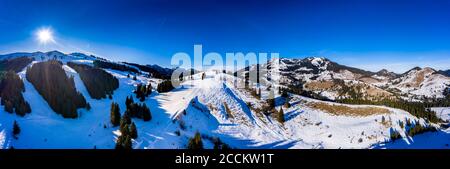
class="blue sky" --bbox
[0,0,449,73]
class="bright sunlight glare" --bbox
[36,28,54,44]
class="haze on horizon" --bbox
[0,0,449,73]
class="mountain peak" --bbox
[305,56,328,62]
[375,69,398,78]
[422,67,436,72]
[378,69,389,73]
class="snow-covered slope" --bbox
[1,52,449,149]
[389,67,450,99]
[238,57,449,101]
[0,51,97,63]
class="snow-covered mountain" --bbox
[0,51,449,149]
[437,69,450,77]
[0,51,97,63]
[238,57,450,101]
[389,67,450,100]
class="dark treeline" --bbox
[125,96,152,121]
[286,83,334,101]
[26,60,87,118]
[67,62,119,99]
[124,62,171,79]
[0,71,31,116]
[157,80,174,93]
[422,93,450,107]
[0,57,34,72]
[390,120,437,141]
[407,121,437,137]
[93,60,139,73]
[336,98,442,123]
[135,83,152,101]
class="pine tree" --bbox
[121,124,130,137]
[278,107,285,123]
[110,102,121,126]
[115,135,124,149]
[188,132,203,149]
[142,104,152,121]
[201,73,206,80]
[123,135,132,149]
[13,120,20,138]
[157,80,174,93]
[4,101,13,113]
[120,112,131,131]
[146,84,152,96]
[179,72,184,82]
[130,122,138,139]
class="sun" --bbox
[36,28,55,44]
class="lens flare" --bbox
[36,28,54,44]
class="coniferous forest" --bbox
[26,60,87,118]
[0,71,31,116]
[134,83,152,101]
[157,80,174,93]
[68,62,119,99]
[0,56,34,72]
[93,60,139,73]
[125,95,152,121]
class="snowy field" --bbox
[1,61,449,149]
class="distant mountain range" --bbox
[238,57,450,101]
[1,51,449,101]
[1,50,449,149]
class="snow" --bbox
[374,128,450,149]
[432,107,450,122]
[390,68,450,99]
[1,57,449,149]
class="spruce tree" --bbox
[146,83,152,96]
[13,120,20,138]
[123,135,132,149]
[130,122,138,139]
[121,124,130,137]
[188,132,203,149]
[120,113,131,131]
[115,135,124,149]
[142,104,152,121]
[110,102,121,126]
[278,107,285,123]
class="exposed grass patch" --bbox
[307,102,390,117]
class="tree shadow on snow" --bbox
[372,130,450,149]
[285,109,304,121]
